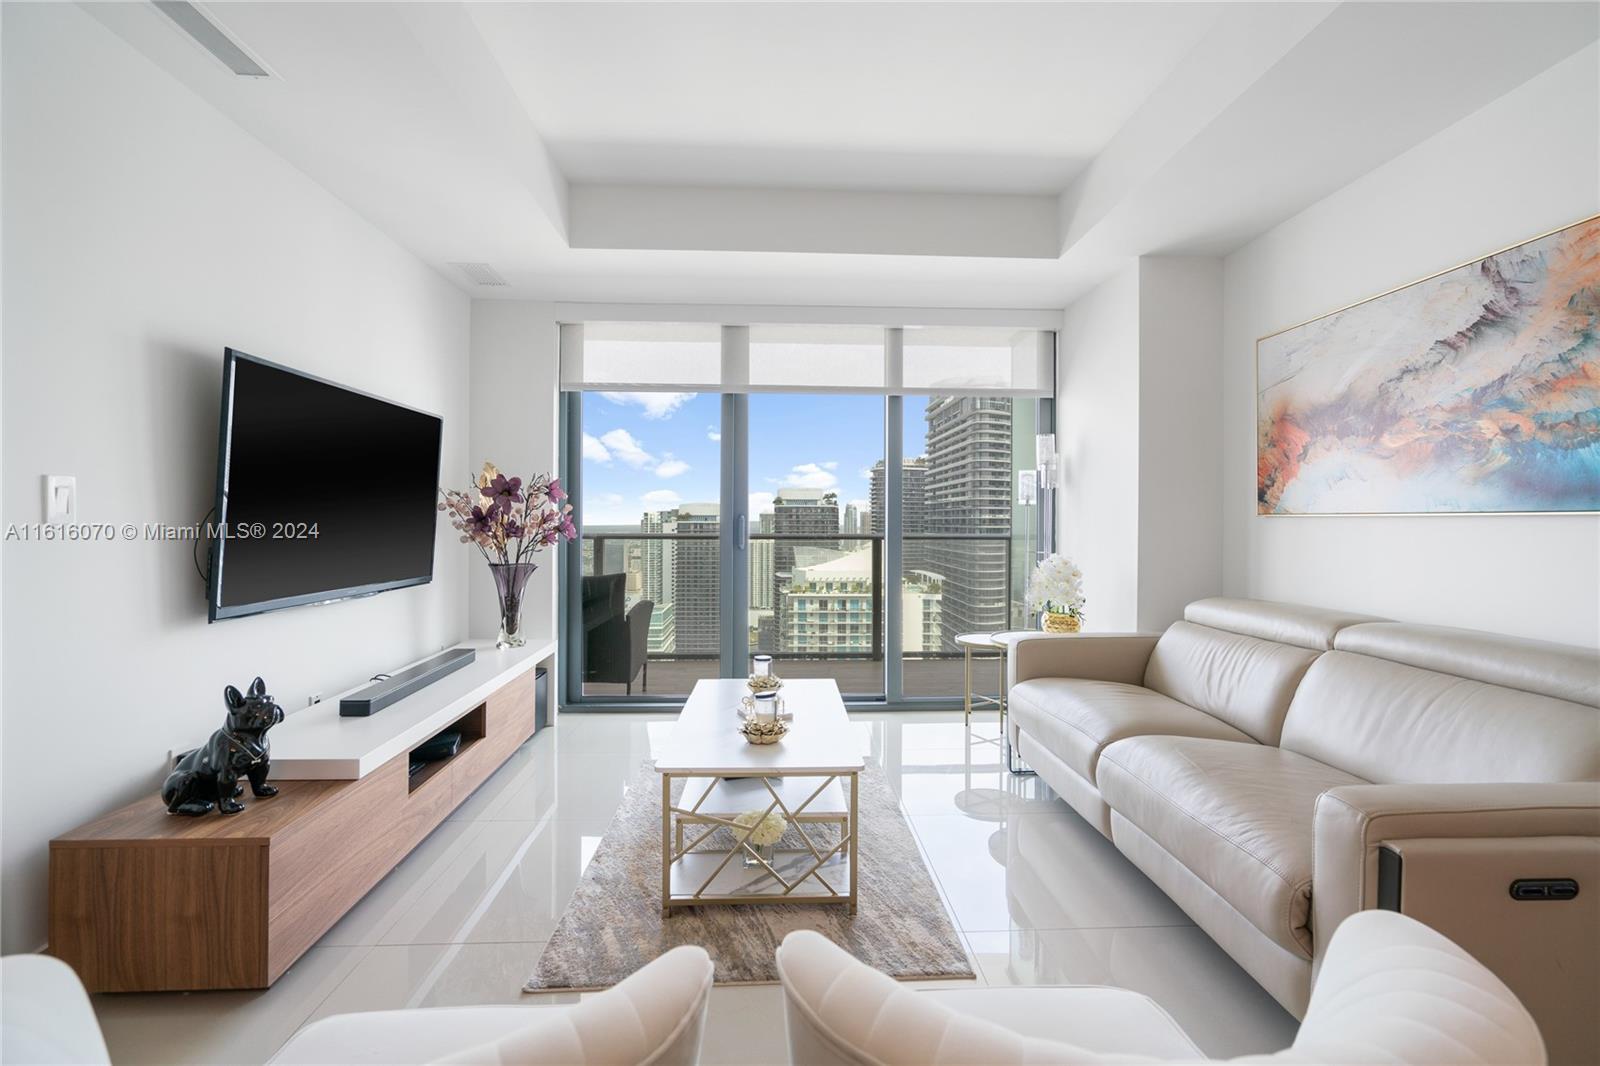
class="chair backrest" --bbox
[583,573,627,627]
[1141,598,1379,744]
[1245,911,1546,1065]
[1279,622,1600,783]
[437,945,713,1066]
[777,913,1546,1066]
[775,931,1143,1066]
[0,955,111,1066]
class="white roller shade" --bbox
[558,321,721,392]
[561,321,1054,397]
[902,326,1055,394]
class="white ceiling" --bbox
[85,1,1600,309]
[468,2,1224,193]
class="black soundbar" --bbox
[340,647,477,717]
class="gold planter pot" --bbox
[1042,611,1082,633]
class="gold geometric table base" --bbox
[660,770,858,917]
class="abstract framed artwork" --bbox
[1257,215,1600,516]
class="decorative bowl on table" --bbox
[739,718,788,745]
[746,673,783,693]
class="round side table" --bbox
[956,631,1037,775]
[955,632,1003,726]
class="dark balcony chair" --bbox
[581,573,652,694]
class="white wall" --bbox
[467,301,562,647]
[1058,266,1141,631]
[1057,258,1224,632]
[1221,44,1600,648]
[1137,258,1223,629]
[0,4,471,950]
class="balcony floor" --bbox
[581,654,1005,701]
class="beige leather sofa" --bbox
[1007,598,1600,1064]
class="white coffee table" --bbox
[655,678,864,916]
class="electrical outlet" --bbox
[307,693,322,706]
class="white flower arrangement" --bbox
[733,809,788,847]
[1026,553,1086,618]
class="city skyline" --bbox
[579,391,940,527]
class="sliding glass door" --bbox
[560,321,1053,707]
[747,391,885,699]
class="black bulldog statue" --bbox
[162,677,285,816]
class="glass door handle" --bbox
[736,514,747,551]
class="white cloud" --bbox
[707,426,721,442]
[599,392,694,419]
[858,465,877,481]
[781,462,840,490]
[641,489,682,508]
[820,461,839,470]
[655,457,690,478]
[580,491,636,526]
[598,428,656,469]
[748,491,776,517]
[581,433,612,463]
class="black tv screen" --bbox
[208,349,443,621]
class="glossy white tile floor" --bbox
[92,712,1298,1064]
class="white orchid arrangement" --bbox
[1026,553,1086,618]
[733,809,788,848]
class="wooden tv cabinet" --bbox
[48,642,554,993]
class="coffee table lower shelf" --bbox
[659,770,858,916]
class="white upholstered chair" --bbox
[0,954,112,1065]
[776,911,1546,1065]
[271,945,714,1066]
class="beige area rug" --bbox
[525,764,975,991]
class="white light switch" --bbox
[43,475,76,522]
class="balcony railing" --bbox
[578,530,1014,700]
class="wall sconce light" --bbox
[1036,433,1058,485]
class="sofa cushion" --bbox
[1334,621,1600,708]
[1184,597,1386,651]
[1098,736,1367,959]
[1142,622,1320,744]
[1280,650,1600,784]
[1009,678,1255,786]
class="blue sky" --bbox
[578,392,932,527]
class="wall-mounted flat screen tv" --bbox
[208,349,443,621]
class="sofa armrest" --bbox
[1007,633,1161,688]
[1312,782,1600,956]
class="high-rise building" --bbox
[841,503,862,535]
[781,545,939,657]
[639,508,676,606]
[640,508,678,653]
[750,535,774,610]
[902,574,943,654]
[771,489,839,652]
[782,547,874,656]
[924,396,1012,648]
[647,601,676,656]
[671,503,719,655]
[869,456,928,569]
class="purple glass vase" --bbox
[489,562,537,649]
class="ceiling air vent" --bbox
[450,262,509,287]
[153,1,273,78]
